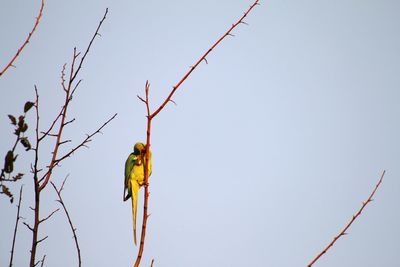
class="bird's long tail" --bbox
[131,181,139,246]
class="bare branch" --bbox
[36,235,48,244]
[38,9,110,192]
[23,222,34,232]
[0,0,44,77]
[29,9,110,267]
[71,80,82,98]
[51,179,82,267]
[40,132,58,137]
[137,95,146,103]
[53,113,117,165]
[39,107,65,141]
[39,208,59,224]
[9,185,23,267]
[28,87,41,267]
[134,82,152,267]
[308,170,386,267]
[59,140,72,146]
[70,8,108,83]
[39,255,46,267]
[63,118,76,127]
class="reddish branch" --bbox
[150,0,260,119]
[27,9,112,267]
[8,185,23,267]
[134,82,152,267]
[0,0,44,77]
[51,178,81,267]
[308,170,386,267]
[133,1,260,266]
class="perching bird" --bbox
[123,142,152,245]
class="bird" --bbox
[123,142,152,245]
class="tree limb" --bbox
[133,1,260,266]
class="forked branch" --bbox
[308,170,386,267]
[133,1,260,266]
[38,8,109,192]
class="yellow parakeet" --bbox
[123,142,152,245]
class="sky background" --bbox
[1,1,399,266]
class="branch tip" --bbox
[0,0,44,77]
[169,99,177,106]
[137,95,146,103]
[308,170,386,266]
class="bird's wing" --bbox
[124,153,137,201]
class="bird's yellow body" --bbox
[124,142,152,245]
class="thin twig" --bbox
[51,178,82,267]
[39,208,59,224]
[39,254,46,267]
[53,113,117,164]
[8,185,23,267]
[36,235,48,244]
[39,106,65,141]
[308,170,386,267]
[150,258,154,267]
[0,0,44,77]
[70,8,108,83]
[23,222,34,232]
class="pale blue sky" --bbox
[1,1,399,266]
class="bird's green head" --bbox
[133,142,146,155]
